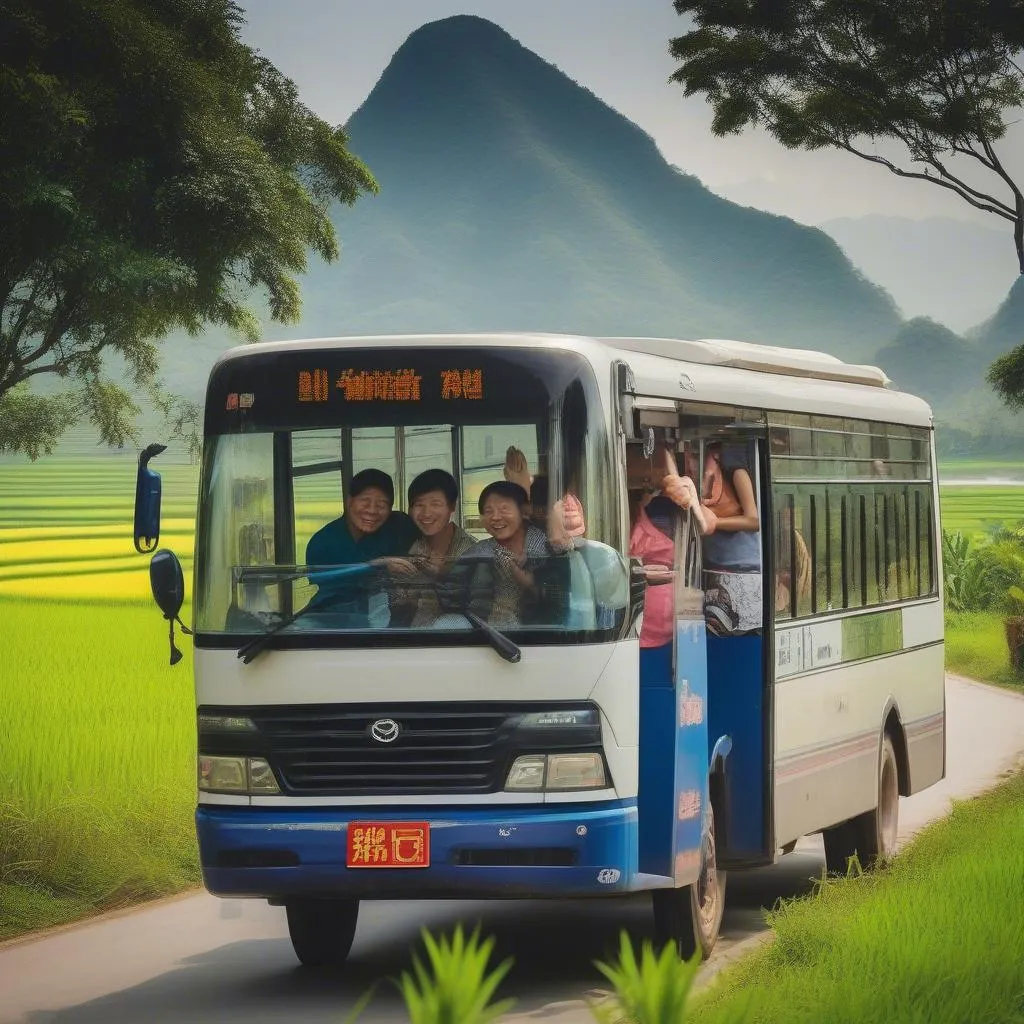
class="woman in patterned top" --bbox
[443,481,571,630]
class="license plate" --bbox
[346,821,430,868]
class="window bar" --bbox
[809,493,818,613]
[914,489,923,596]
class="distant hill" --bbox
[155,13,901,397]
[873,317,979,409]
[819,215,1016,334]
[971,276,1024,357]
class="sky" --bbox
[235,0,1020,227]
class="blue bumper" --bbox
[197,800,639,899]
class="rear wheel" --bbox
[285,898,360,968]
[823,732,899,874]
[652,806,726,961]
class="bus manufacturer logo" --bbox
[369,719,401,744]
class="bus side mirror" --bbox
[134,443,167,553]
[150,549,192,666]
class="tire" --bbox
[285,898,360,968]
[823,732,900,874]
[652,805,727,961]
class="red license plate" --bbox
[346,821,430,868]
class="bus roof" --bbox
[217,333,888,386]
[212,333,926,422]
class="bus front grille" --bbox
[250,704,518,796]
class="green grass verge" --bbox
[0,598,200,941]
[945,611,1024,693]
[687,768,1024,1024]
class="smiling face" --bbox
[410,489,455,538]
[481,493,525,544]
[348,486,391,537]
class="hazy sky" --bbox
[236,0,1021,227]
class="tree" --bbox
[0,0,378,458]
[669,1,1024,270]
[669,0,1024,407]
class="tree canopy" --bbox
[669,0,1024,408]
[0,0,377,458]
[669,1,1024,270]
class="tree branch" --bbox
[837,140,1017,220]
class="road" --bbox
[2,674,1022,1024]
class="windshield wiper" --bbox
[235,564,373,665]
[234,566,522,666]
[463,611,521,664]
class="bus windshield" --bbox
[194,346,629,648]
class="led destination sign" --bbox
[298,368,485,404]
[204,347,591,434]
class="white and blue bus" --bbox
[137,333,945,967]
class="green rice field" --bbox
[1,450,1023,938]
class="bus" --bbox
[135,332,945,967]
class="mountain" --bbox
[873,317,979,409]
[157,14,901,397]
[971,276,1024,357]
[819,215,1016,334]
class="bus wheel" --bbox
[285,898,360,968]
[652,806,727,961]
[823,732,899,874]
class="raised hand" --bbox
[660,446,695,509]
[503,446,532,493]
[660,445,715,535]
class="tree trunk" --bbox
[1016,196,1024,276]
[1005,616,1024,675]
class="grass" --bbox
[0,598,200,941]
[685,768,1024,1024]
[937,486,1024,540]
[944,611,1024,691]
[0,453,201,939]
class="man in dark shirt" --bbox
[305,468,419,627]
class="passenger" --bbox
[627,443,707,653]
[694,443,762,635]
[304,468,418,626]
[386,469,476,628]
[443,481,569,629]
[530,475,628,630]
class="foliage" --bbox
[590,931,742,1024]
[0,0,377,458]
[394,925,515,1024]
[940,527,1024,613]
[987,345,1024,412]
[149,386,203,465]
[669,1,1024,270]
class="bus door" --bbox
[701,433,774,868]
[635,433,711,883]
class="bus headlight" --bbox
[198,755,281,794]
[504,753,607,792]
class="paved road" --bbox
[2,674,1022,1024]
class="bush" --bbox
[941,529,1020,612]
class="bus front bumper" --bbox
[196,800,638,899]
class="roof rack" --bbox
[601,336,891,388]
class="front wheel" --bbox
[823,732,900,874]
[652,806,727,961]
[285,898,360,968]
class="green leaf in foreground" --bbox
[591,930,751,1024]
[394,924,515,1024]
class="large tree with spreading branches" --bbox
[669,0,1024,406]
[0,0,378,458]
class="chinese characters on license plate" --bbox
[346,822,430,868]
